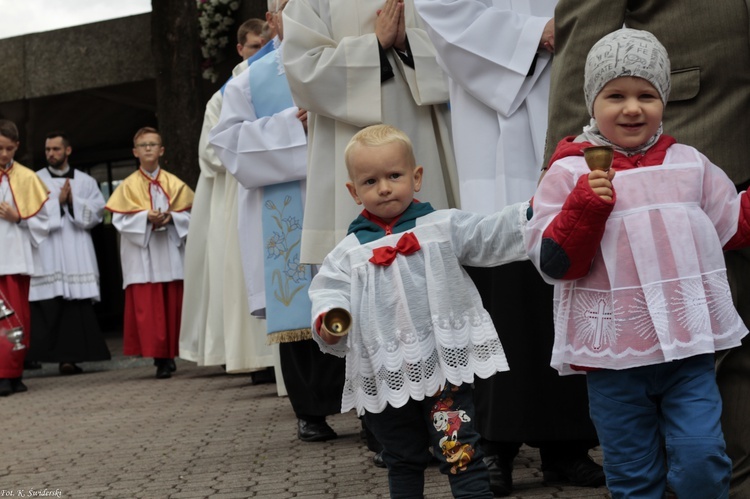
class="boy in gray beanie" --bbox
[527,28,750,498]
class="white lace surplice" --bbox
[30,169,104,301]
[527,144,748,374]
[310,204,529,415]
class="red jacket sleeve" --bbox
[539,174,615,280]
[723,190,750,250]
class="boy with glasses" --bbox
[106,127,194,379]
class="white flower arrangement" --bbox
[197,0,241,82]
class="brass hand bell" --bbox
[322,308,352,337]
[583,145,614,172]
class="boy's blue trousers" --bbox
[587,353,731,499]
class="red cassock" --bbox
[123,281,183,359]
[0,274,31,378]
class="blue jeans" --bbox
[587,354,731,499]
[363,382,492,499]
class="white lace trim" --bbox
[341,312,509,415]
[551,271,748,372]
[31,271,99,287]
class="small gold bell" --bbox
[583,146,614,172]
[322,308,352,337]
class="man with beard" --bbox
[27,131,111,375]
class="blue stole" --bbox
[220,39,276,96]
[249,50,312,341]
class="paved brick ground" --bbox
[1,335,611,498]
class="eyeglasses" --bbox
[136,143,161,149]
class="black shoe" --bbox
[0,379,12,397]
[59,362,83,375]
[542,455,606,488]
[297,418,337,442]
[10,378,27,393]
[155,360,172,379]
[485,454,513,497]
[24,360,42,370]
[168,359,177,372]
[372,451,386,468]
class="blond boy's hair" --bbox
[344,124,416,175]
[133,126,161,146]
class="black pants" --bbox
[364,383,492,499]
[279,339,345,420]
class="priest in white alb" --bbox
[179,17,278,376]
[209,0,345,443]
[281,0,459,264]
[28,131,111,375]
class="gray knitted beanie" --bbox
[584,28,671,116]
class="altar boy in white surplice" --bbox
[0,119,51,396]
[106,127,194,380]
[527,29,750,498]
[309,124,530,498]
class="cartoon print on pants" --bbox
[430,385,476,474]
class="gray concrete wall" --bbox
[0,14,154,103]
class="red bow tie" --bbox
[369,232,421,266]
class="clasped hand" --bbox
[59,179,72,205]
[375,0,406,52]
[0,201,20,223]
[148,209,171,228]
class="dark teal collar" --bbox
[348,201,435,244]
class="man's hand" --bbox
[375,0,405,50]
[59,179,72,205]
[0,201,21,223]
[395,1,406,52]
[540,18,555,53]
[297,108,308,133]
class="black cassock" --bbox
[466,260,598,447]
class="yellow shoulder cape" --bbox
[105,168,194,214]
[0,162,50,219]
